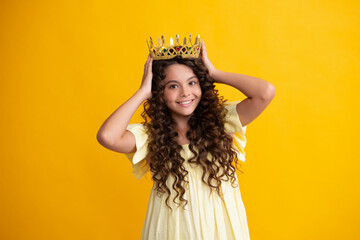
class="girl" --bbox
[97,40,276,240]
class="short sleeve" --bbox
[224,101,247,162]
[125,124,150,180]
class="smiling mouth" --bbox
[177,99,194,105]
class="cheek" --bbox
[163,89,176,101]
[195,86,202,97]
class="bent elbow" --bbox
[262,84,276,100]
[97,132,112,147]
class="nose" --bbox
[180,85,190,97]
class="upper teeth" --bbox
[179,100,192,104]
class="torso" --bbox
[145,132,235,165]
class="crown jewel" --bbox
[146,34,202,60]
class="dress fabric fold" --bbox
[125,101,250,240]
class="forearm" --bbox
[210,69,274,99]
[97,89,148,144]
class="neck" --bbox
[171,115,191,145]
[172,117,190,135]
[176,124,189,134]
[175,121,189,144]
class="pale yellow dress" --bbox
[125,101,250,240]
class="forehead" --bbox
[164,64,195,80]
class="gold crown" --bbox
[146,34,202,60]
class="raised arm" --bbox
[200,41,276,127]
[96,54,153,153]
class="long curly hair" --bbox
[140,55,243,212]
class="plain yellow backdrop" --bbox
[0,0,359,239]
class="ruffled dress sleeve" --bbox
[223,100,247,162]
[125,124,150,180]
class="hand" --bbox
[139,53,153,99]
[199,41,217,78]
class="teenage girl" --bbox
[97,40,275,240]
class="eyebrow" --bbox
[164,76,197,85]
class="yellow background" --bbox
[1,0,359,239]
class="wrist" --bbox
[136,88,152,101]
[209,69,220,82]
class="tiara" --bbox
[146,34,202,60]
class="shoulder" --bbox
[223,100,245,133]
[126,123,148,136]
[223,100,241,111]
[126,123,146,130]
[125,123,149,150]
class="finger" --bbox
[145,59,149,71]
[200,48,205,59]
[148,59,153,69]
[200,48,205,57]
[202,44,207,55]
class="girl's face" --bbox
[162,64,202,120]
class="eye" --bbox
[189,80,197,85]
[169,84,178,89]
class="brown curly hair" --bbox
[140,55,243,212]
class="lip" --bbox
[177,99,194,107]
